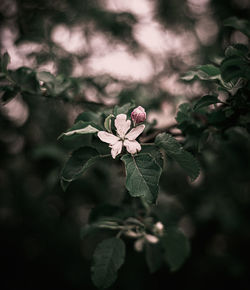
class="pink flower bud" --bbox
[131,106,146,124]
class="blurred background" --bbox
[0,0,250,289]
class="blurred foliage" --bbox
[0,0,250,289]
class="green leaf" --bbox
[1,52,10,73]
[197,64,220,77]
[1,87,19,103]
[75,111,101,124]
[155,133,200,181]
[58,121,100,139]
[61,147,100,190]
[162,227,190,272]
[220,56,250,82]
[193,95,221,111]
[113,103,134,116]
[9,67,40,93]
[36,71,55,82]
[104,114,114,133]
[224,17,250,38]
[181,64,220,82]
[121,153,162,204]
[225,44,248,57]
[140,145,164,169]
[91,237,126,289]
[175,103,192,126]
[145,242,164,273]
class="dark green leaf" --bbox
[75,111,102,125]
[1,87,19,103]
[155,133,200,181]
[197,64,220,77]
[1,52,10,73]
[140,145,164,169]
[61,147,100,189]
[161,227,190,271]
[113,103,134,116]
[121,153,162,204]
[193,95,221,111]
[9,67,40,93]
[91,237,125,289]
[225,44,248,57]
[224,17,250,38]
[145,242,164,273]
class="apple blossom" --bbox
[131,106,146,124]
[97,114,145,159]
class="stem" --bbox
[140,197,151,217]
[100,154,111,158]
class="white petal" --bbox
[145,234,159,244]
[97,131,120,145]
[110,141,123,159]
[125,124,145,140]
[124,139,141,155]
[115,114,131,139]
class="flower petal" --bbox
[115,114,131,139]
[124,139,141,155]
[97,131,120,145]
[110,141,123,159]
[125,124,145,140]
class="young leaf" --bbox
[155,133,200,181]
[161,227,190,272]
[58,121,100,139]
[36,71,55,83]
[61,147,100,189]
[193,95,221,111]
[91,237,126,289]
[121,153,162,204]
[104,114,114,133]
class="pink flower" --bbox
[131,106,146,124]
[97,114,145,159]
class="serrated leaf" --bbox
[91,237,125,289]
[155,133,200,181]
[176,103,192,125]
[161,227,190,272]
[58,121,100,139]
[145,242,164,273]
[121,153,162,204]
[140,145,164,169]
[193,95,221,111]
[61,147,100,189]
[173,150,200,181]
